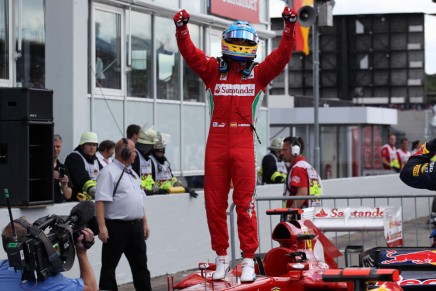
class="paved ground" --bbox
[118,217,434,290]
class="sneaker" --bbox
[212,255,229,280]
[240,258,256,282]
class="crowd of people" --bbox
[53,124,196,204]
[380,133,424,173]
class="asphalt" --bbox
[118,216,434,291]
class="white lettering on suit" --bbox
[214,84,256,96]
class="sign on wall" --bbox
[210,0,260,24]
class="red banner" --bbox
[210,0,260,24]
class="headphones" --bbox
[121,138,131,161]
[291,137,301,157]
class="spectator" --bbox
[96,140,115,168]
[149,132,174,192]
[132,124,158,195]
[95,138,151,291]
[53,134,73,202]
[149,132,198,197]
[1,218,97,291]
[411,140,422,155]
[174,6,298,282]
[381,133,400,172]
[282,136,323,208]
[260,137,287,184]
[126,124,141,144]
[65,132,102,201]
[396,138,411,170]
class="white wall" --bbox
[45,0,89,158]
[0,174,433,285]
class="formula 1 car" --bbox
[359,246,436,290]
[168,208,404,291]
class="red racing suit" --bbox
[176,23,295,258]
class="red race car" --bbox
[169,208,403,291]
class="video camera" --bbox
[2,199,98,282]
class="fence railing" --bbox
[228,194,436,267]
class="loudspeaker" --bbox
[298,6,316,27]
[0,121,54,206]
[0,88,53,121]
[121,138,131,161]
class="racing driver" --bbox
[174,7,298,282]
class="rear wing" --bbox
[361,247,436,271]
[323,268,401,291]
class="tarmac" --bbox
[118,216,434,291]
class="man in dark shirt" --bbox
[261,137,287,184]
[65,132,102,201]
[53,134,72,202]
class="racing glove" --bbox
[144,189,154,196]
[282,7,298,23]
[174,10,190,28]
[187,188,198,199]
[155,188,170,195]
[282,7,298,36]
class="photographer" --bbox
[0,218,97,291]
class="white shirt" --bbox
[96,151,112,168]
[95,159,144,221]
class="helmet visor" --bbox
[223,30,258,45]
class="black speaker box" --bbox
[0,121,54,206]
[0,87,53,121]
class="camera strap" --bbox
[113,168,126,197]
[26,222,75,273]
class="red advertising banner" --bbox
[210,0,260,24]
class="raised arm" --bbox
[174,9,218,84]
[257,7,298,87]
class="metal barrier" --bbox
[229,194,436,267]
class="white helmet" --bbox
[79,132,98,145]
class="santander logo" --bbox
[315,207,384,218]
[214,84,255,96]
[315,209,328,218]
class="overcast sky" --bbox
[270,0,436,74]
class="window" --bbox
[210,29,222,58]
[95,8,121,90]
[127,11,152,98]
[0,0,8,80]
[183,24,203,102]
[15,0,45,88]
[156,16,180,100]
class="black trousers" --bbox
[99,219,152,291]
